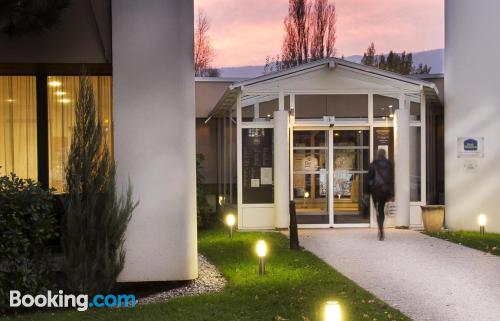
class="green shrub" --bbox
[0,173,57,311]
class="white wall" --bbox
[445,0,500,232]
[112,0,197,281]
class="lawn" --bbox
[426,230,500,256]
[4,229,409,321]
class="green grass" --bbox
[426,230,500,256]
[4,229,410,321]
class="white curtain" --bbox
[0,76,38,179]
[48,76,113,192]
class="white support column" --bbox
[278,89,285,111]
[236,92,243,229]
[254,103,260,120]
[274,109,290,228]
[394,94,410,227]
[113,0,197,281]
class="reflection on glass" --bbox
[0,76,37,179]
[410,126,421,201]
[293,130,327,147]
[293,173,329,224]
[48,76,112,192]
[373,94,399,120]
[293,149,327,171]
[333,130,370,224]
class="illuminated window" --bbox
[0,76,37,179]
[48,76,112,192]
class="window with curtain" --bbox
[0,76,38,179]
[48,76,113,192]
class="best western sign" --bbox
[458,137,484,158]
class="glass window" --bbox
[410,101,421,121]
[48,76,112,192]
[373,94,399,120]
[293,130,328,147]
[410,126,421,202]
[242,128,273,204]
[295,95,368,120]
[0,76,37,179]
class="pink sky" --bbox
[194,0,444,68]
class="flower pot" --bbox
[421,205,445,232]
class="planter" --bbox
[421,205,445,232]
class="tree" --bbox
[361,43,431,75]
[63,75,137,296]
[194,10,220,77]
[0,0,71,36]
[361,42,377,67]
[265,0,336,73]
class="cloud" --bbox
[195,0,444,67]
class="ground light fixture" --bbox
[479,214,486,235]
[225,213,236,239]
[256,240,267,275]
[324,301,342,321]
[303,191,310,207]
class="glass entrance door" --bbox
[292,127,371,227]
[332,129,370,225]
[293,130,330,225]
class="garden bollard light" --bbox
[225,214,236,239]
[324,301,341,321]
[256,240,267,275]
[479,214,486,235]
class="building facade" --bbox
[207,59,444,230]
[0,0,198,282]
[445,0,500,233]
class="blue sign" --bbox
[464,138,478,151]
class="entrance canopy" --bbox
[207,58,439,230]
[207,58,439,121]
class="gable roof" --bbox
[207,58,440,121]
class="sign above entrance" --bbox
[457,137,484,158]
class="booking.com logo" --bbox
[10,290,137,311]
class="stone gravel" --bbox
[139,254,226,305]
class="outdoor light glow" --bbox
[225,214,236,227]
[388,105,393,108]
[55,91,65,96]
[7,98,13,102]
[58,98,71,104]
[389,113,394,118]
[48,80,62,87]
[218,196,224,205]
[256,240,267,257]
[324,301,341,321]
[479,214,487,227]
[304,191,310,198]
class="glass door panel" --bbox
[293,130,330,225]
[333,129,371,224]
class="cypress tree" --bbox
[63,75,137,295]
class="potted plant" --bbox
[421,205,446,232]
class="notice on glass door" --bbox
[260,167,273,185]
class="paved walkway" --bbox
[297,228,500,321]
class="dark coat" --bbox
[368,158,394,201]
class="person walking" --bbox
[368,149,394,241]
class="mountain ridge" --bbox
[218,48,443,78]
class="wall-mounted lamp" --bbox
[256,240,267,275]
[266,114,272,121]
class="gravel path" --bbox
[140,254,226,304]
[297,228,500,321]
